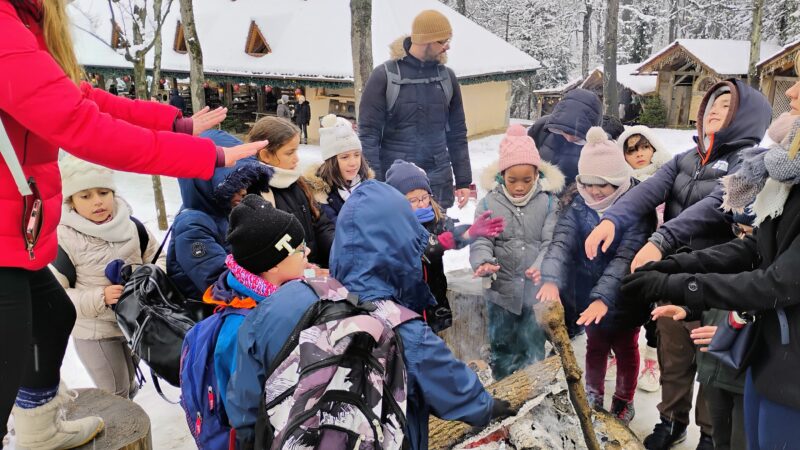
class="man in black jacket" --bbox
[358,10,471,210]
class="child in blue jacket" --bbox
[538,127,656,423]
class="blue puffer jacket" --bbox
[540,181,656,330]
[167,131,272,299]
[228,181,494,449]
[528,89,603,184]
[358,37,470,208]
[602,79,771,254]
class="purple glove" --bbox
[467,211,505,239]
[104,259,126,285]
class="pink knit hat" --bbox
[499,124,541,172]
[576,127,631,186]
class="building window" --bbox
[174,21,187,53]
[245,21,271,57]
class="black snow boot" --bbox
[643,416,687,450]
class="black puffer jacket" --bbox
[270,181,335,268]
[603,79,772,254]
[295,100,311,126]
[358,37,470,209]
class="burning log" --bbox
[533,300,601,450]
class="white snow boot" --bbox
[638,346,661,392]
[11,383,104,450]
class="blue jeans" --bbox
[744,369,800,449]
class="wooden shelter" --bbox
[531,78,583,119]
[580,64,657,121]
[758,40,800,119]
[635,39,781,127]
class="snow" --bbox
[589,64,657,96]
[67,0,540,82]
[28,127,698,450]
[69,9,132,70]
[638,39,783,76]
[757,38,800,67]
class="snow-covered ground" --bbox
[44,126,701,449]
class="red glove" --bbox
[467,211,505,240]
[438,232,456,250]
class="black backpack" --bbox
[383,60,453,114]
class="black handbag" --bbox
[707,312,756,370]
[115,225,213,389]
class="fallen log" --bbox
[65,388,152,450]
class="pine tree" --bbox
[638,96,668,127]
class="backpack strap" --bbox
[130,216,149,259]
[437,65,453,106]
[53,245,77,288]
[383,61,403,114]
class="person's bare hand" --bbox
[474,263,500,278]
[651,304,687,321]
[585,220,616,260]
[192,106,228,135]
[103,285,124,305]
[223,140,268,167]
[455,188,471,208]
[536,281,561,303]
[691,326,718,351]
[525,267,541,284]
[577,299,608,325]
[631,242,663,272]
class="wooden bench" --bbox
[66,388,152,450]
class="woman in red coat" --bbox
[0,0,266,447]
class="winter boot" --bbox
[610,397,635,424]
[587,391,604,411]
[605,354,618,381]
[638,346,661,392]
[643,416,687,450]
[12,383,104,450]
[695,432,714,450]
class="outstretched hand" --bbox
[467,211,505,239]
[192,106,228,136]
[631,242,663,272]
[223,140,268,167]
[577,299,608,326]
[585,219,615,260]
[473,263,500,278]
[536,281,560,303]
[651,304,687,321]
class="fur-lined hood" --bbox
[617,125,673,180]
[479,160,566,195]
[389,36,448,65]
[304,163,375,205]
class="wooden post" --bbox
[224,82,234,108]
[66,389,152,450]
[439,269,489,362]
[257,85,265,113]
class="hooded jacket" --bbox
[0,0,218,269]
[228,181,493,449]
[167,137,272,299]
[470,161,565,315]
[602,79,772,255]
[617,125,673,182]
[358,36,470,207]
[540,179,656,330]
[527,89,603,184]
[304,163,375,224]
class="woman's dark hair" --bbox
[315,153,371,191]
[247,116,321,219]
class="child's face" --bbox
[703,93,731,135]
[230,189,247,209]
[269,241,309,283]
[624,135,655,169]
[581,182,617,202]
[71,188,114,223]
[502,165,538,198]
[405,188,431,211]
[336,150,362,182]
[787,79,800,115]
[260,134,301,170]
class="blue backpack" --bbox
[180,307,249,450]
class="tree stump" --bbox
[439,269,490,362]
[65,389,152,450]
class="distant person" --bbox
[294,95,311,144]
[108,83,118,96]
[359,9,471,209]
[527,88,603,185]
[169,88,185,111]
[276,94,291,120]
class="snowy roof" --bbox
[532,78,583,95]
[757,38,800,71]
[68,0,540,83]
[637,39,783,76]
[582,64,656,95]
[70,8,131,70]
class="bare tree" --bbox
[150,0,164,99]
[351,0,373,118]
[456,0,467,15]
[581,0,593,77]
[178,0,206,112]
[747,0,765,88]
[603,0,619,117]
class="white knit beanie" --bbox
[576,127,631,186]
[319,114,362,160]
[59,154,116,199]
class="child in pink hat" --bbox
[470,124,566,379]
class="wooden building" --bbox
[758,40,800,119]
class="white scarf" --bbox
[337,175,362,202]
[60,197,134,243]
[751,178,792,227]
[631,163,659,182]
[502,184,538,207]
[267,165,301,189]
[577,177,631,214]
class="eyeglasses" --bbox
[407,194,431,206]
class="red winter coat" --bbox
[0,1,218,270]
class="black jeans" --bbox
[0,268,76,437]
[705,384,745,450]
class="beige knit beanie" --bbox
[411,10,452,45]
[59,154,116,199]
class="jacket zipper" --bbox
[683,161,702,210]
